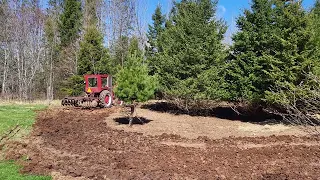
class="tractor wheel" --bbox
[99,90,112,108]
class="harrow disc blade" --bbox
[62,97,98,108]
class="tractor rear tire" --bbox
[99,90,112,108]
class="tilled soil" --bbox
[5,108,320,180]
[106,107,306,139]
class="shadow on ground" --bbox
[141,101,284,125]
[114,117,153,125]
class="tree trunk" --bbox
[47,45,54,102]
[1,48,8,96]
[128,104,136,126]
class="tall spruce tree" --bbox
[78,0,110,75]
[311,0,320,68]
[146,5,165,56]
[59,0,82,47]
[228,0,319,105]
[146,5,165,75]
[78,26,110,75]
[58,0,83,96]
[155,0,227,100]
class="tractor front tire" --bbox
[99,90,112,108]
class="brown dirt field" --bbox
[106,107,307,139]
[4,107,320,180]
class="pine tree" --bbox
[228,0,319,105]
[114,47,157,125]
[59,0,82,47]
[78,0,109,75]
[311,0,320,68]
[128,37,143,59]
[67,0,111,96]
[155,0,227,100]
[146,5,165,57]
[146,5,165,76]
[226,0,274,101]
[61,0,111,96]
[112,36,143,72]
[78,0,112,75]
[115,52,157,104]
[77,25,110,75]
[57,0,83,96]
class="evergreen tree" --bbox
[311,0,320,67]
[59,0,82,47]
[61,0,111,96]
[228,0,319,105]
[111,36,143,73]
[226,0,274,101]
[67,0,110,96]
[78,0,109,75]
[60,75,84,96]
[114,47,157,125]
[57,0,83,96]
[146,5,165,75]
[128,37,143,58]
[79,0,111,75]
[113,36,130,68]
[155,0,227,100]
[77,25,110,75]
[115,52,157,104]
[146,5,165,57]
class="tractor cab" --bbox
[84,74,112,95]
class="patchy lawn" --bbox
[0,105,51,180]
[0,105,47,139]
[0,161,51,180]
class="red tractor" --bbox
[61,74,122,108]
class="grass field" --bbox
[0,161,51,180]
[0,104,51,180]
[0,105,47,136]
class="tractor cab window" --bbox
[88,78,97,87]
[102,77,108,87]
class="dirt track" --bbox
[5,108,320,180]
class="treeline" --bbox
[0,0,143,100]
[147,0,320,112]
[1,0,320,112]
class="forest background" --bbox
[1,0,320,123]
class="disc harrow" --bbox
[62,97,99,108]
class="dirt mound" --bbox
[5,108,320,179]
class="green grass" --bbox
[0,161,51,180]
[0,105,47,138]
[0,105,52,180]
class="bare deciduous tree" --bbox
[0,0,46,100]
